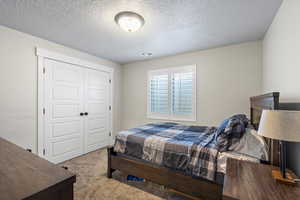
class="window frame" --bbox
[147,65,197,122]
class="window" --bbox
[147,65,196,121]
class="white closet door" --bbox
[44,59,85,163]
[84,68,110,153]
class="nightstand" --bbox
[223,158,300,200]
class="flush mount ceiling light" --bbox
[115,11,145,32]
[141,52,153,57]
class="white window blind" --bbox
[172,71,193,115]
[147,65,196,121]
[150,74,169,114]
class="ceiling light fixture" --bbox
[141,52,153,57]
[115,11,145,32]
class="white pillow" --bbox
[228,128,269,161]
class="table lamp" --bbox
[258,110,300,184]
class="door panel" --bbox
[88,88,105,100]
[84,68,110,153]
[52,104,82,118]
[53,64,81,83]
[87,131,107,145]
[52,137,82,156]
[88,118,106,131]
[44,59,84,164]
[87,103,106,115]
[53,85,80,100]
[52,121,81,137]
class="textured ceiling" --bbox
[0,0,282,64]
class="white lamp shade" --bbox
[258,110,300,142]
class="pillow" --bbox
[214,114,250,151]
[228,128,269,161]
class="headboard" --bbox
[250,92,280,166]
[250,92,300,166]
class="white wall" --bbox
[263,0,300,176]
[0,25,122,153]
[121,41,262,129]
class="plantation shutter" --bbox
[148,65,196,121]
[172,71,194,115]
[149,73,169,114]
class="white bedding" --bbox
[217,151,260,174]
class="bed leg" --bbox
[107,147,115,178]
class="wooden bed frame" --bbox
[107,92,300,200]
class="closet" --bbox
[37,49,113,164]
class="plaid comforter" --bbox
[114,122,220,181]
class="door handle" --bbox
[80,112,84,116]
[84,112,88,116]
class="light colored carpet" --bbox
[60,149,192,200]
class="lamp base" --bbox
[272,170,296,184]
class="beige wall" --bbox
[0,25,122,153]
[263,0,300,101]
[263,0,300,175]
[121,41,262,129]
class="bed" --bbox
[107,92,300,200]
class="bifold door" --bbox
[43,58,111,163]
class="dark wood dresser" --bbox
[0,137,76,200]
[223,158,300,200]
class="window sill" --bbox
[147,115,196,122]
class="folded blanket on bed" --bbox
[114,122,219,181]
[214,114,252,151]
